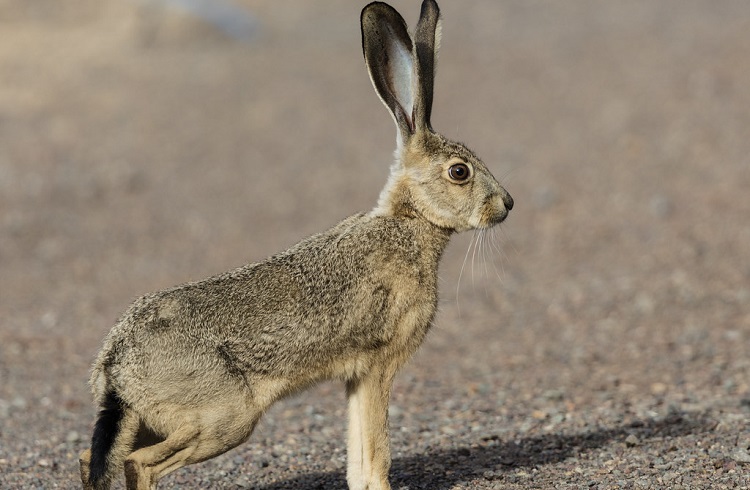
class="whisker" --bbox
[487,226,504,260]
[498,223,519,259]
[479,230,489,279]
[489,228,507,281]
[497,165,519,185]
[480,230,493,297]
[481,228,500,284]
[456,231,478,315]
[471,228,480,291]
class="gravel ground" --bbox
[1,1,749,488]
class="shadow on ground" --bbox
[259,411,717,489]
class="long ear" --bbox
[361,2,417,145]
[413,0,441,131]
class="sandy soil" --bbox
[1,1,749,488]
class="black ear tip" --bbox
[421,0,440,16]
[363,1,387,9]
[361,2,380,22]
[362,2,395,20]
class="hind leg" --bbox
[123,424,200,490]
[123,411,261,490]
[79,449,93,490]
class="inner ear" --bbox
[385,33,416,132]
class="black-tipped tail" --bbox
[88,390,125,487]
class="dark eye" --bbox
[448,163,471,182]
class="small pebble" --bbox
[531,410,547,420]
[730,448,750,464]
[650,383,667,396]
[625,434,640,447]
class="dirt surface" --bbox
[1,1,749,488]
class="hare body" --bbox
[81,2,513,489]
[81,212,447,489]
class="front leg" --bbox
[346,364,397,490]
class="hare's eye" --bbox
[448,163,471,182]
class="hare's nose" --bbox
[503,192,514,211]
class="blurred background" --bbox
[1,0,749,487]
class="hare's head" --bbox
[362,0,513,232]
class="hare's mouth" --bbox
[488,208,510,227]
[475,192,513,228]
[469,207,507,230]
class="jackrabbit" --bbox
[79,1,513,489]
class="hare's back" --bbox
[95,213,443,403]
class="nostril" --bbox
[504,193,514,211]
